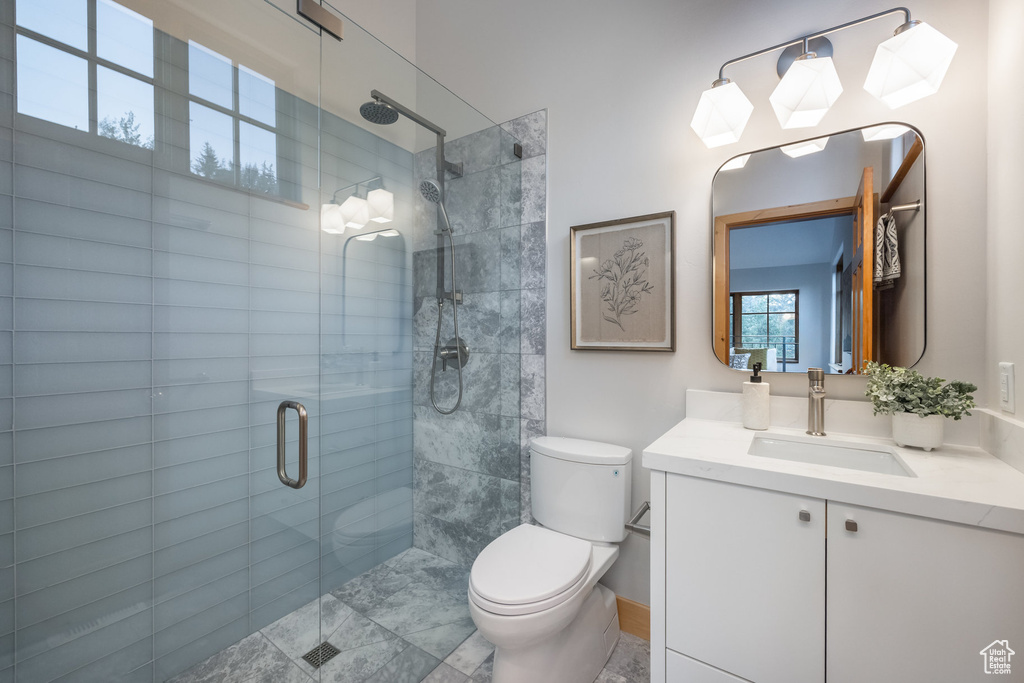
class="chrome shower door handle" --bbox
[276,400,308,489]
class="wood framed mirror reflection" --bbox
[712,124,925,375]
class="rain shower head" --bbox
[419,178,442,204]
[359,99,399,125]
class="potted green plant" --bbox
[863,361,977,451]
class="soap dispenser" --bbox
[742,362,770,430]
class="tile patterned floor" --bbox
[167,547,651,683]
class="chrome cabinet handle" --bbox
[277,400,308,489]
[845,519,858,532]
[799,510,811,522]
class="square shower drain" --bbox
[302,641,341,669]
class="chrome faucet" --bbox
[807,368,826,436]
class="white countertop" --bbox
[643,413,1024,536]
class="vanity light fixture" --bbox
[689,79,754,149]
[769,48,843,129]
[780,136,830,158]
[691,7,956,147]
[321,176,394,234]
[864,20,958,108]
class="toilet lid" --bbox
[470,524,592,608]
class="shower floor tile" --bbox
[166,547,649,683]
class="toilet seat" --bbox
[470,524,593,616]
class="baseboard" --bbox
[615,595,650,641]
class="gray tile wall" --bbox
[412,111,547,564]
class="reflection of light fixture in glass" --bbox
[367,187,394,223]
[719,154,751,171]
[781,136,829,158]
[770,51,843,129]
[861,123,911,141]
[864,21,958,109]
[690,9,955,146]
[322,176,390,234]
[321,204,345,234]
[355,229,400,242]
[689,79,754,149]
[339,195,369,229]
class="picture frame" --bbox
[570,211,676,351]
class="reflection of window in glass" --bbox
[729,290,799,363]
[15,0,155,149]
[187,41,278,193]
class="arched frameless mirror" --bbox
[712,123,925,375]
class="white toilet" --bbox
[467,436,632,683]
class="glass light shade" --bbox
[340,195,369,229]
[769,55,843,129]
[864,22,957,109]
[321,203,345,234]
[355,233,378,241]
[690,80,754,148]
[719,154,751,171]
[781,136,830,158]
[379,229,400,237]
[367,188,394,223]
[861,123,911,141]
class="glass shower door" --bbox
[5,0,328,680]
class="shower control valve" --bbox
[437,337,470,372]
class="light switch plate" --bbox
[999,362,1015,413]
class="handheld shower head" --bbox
[359,99,399,125]
[419,178,453,233]
[418,178,442,204]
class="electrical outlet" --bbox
[999,362,1015,413]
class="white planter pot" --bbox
[891,412,944,451]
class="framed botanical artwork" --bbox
[570,211,676,351]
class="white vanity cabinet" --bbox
[655,473,1024,683]
[826,502,1024,682]
[664,475,825,683]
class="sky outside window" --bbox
[96,0,154,77]
[15,0,87,50]
[16,35,89,130]
[98,67,155,148]
[188,41,233,108]
[239,65,276,127]
[189,102,234,177]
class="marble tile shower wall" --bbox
[0,20,415,683]
[411,111,547,565]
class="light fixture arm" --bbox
[717,6,912,81]
[328,175,384,203]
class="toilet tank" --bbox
[530,436,632,543]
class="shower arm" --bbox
[370,90,446,137]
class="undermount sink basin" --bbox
[749,433,915,477]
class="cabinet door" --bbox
[827,503,1024,683]
[666,475,825,683]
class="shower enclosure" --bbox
[0,0,535,680]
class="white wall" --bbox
[987,0,1024,413]
[387,0,993,604]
